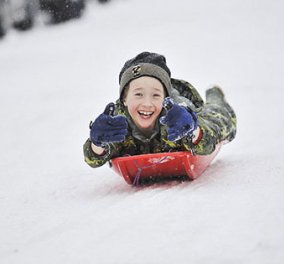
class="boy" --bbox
[83,51,236,168]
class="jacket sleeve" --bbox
[83,139,124,168]
[83,139,112,168]
[181,98,237,155]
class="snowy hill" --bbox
[1,0,284,263]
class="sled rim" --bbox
[111,145,222,185]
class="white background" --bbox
[1,0,284,263]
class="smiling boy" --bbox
[83,51,236,168]
[123,76,165,135]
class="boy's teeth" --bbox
[139,111,152,116]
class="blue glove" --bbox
[90,103,128,146]
[159,97,198,142]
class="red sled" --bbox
[111,144,222,185]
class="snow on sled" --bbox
[111,144,221,185]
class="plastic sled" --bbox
[111,144,221,185]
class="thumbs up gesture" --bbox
[160,97,198,142]
[90,103,128,146]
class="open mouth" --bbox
[138,111,154,118]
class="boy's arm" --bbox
[83,139,114,168]
[91,143,106,155]
[84,102,128,168]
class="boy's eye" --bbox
[153,94,162,97]
[135,93,143,97]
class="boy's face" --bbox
[124,76,165,133]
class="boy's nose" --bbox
[142,97,153,107]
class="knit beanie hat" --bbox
[119,51,172,100]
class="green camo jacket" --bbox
[83,78,236,168]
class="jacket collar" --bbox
[128,118,160,142]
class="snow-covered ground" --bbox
[1,0,284,263]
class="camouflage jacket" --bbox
[83,78,236,168]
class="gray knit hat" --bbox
[119,51,172,100]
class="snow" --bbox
[1,0,284,263]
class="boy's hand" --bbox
[160,97,198,142]
[90,103,128,147]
